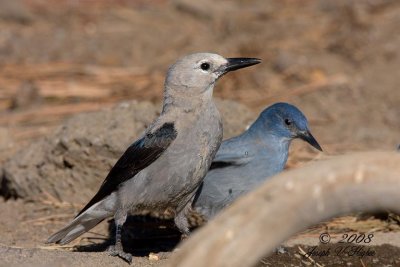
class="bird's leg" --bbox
[174,202,192,240]
[108,211,132,264]
[174,212,190,240]
[151,206,192,260]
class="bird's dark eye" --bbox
[284,119,292,126]
[200,62,210,71]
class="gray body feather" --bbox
[47,53,260,261]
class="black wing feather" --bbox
[76,122,177,216]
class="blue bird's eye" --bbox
[284,119,292,126]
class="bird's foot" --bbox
[108,244,133,264]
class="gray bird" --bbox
[46,53,260,263]
[193,102,322,220]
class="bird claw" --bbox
[108,245,133,264]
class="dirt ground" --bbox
[0,0,399,266]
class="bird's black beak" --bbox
[219,58,261,74]
[299,130,323,151]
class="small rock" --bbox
[148,252,159,261]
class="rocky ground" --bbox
[0,0,399,266]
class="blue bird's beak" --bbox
[299,131,322,151]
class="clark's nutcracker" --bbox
[47,53,260,263]
[193,102,322,220]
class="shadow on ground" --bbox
[75,215,184,257]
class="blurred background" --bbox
[0,0,398,158]
[0,1,399,265]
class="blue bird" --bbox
[192,102,322,220]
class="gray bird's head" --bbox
[164,53,260,99]
[255,102,322,151]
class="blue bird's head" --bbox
[256,102,322,151]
